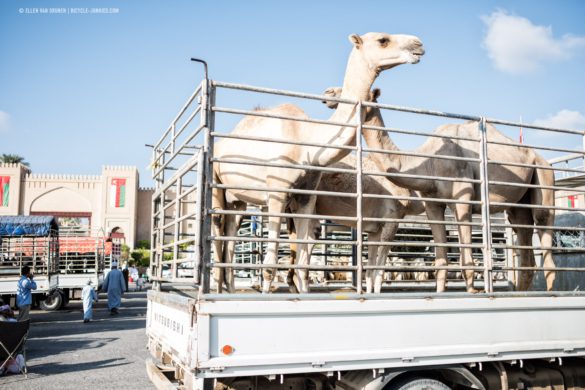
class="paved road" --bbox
[0,291,155,390]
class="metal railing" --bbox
[150,77,585,295]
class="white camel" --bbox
[360,111,555,292]
[286,88,424,293]
[213,32,424,293]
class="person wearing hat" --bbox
[102,261,125,315]
[81,279,98,323]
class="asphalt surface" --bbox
[0,290,155,390]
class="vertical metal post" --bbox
[355,101,364,294]
[193,150,204,285]
[172,176,183,279]
[200,78,215,294]
[478,117,494,292]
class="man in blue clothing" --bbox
[102,261,125,315]
[16,266,37,321]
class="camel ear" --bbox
[372,88,381,102]
[349,34,363,48]
[322,87,342,109]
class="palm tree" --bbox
[0,154,29,167]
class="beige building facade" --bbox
[0,163,153,248]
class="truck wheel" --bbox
[387,378,451,390]
[40,291,63,311]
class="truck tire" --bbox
[387,378,451,390]
[40,291,63,311]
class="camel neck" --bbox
[361,112,432,192]
[312,53,377,166]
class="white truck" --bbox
[0,215,60,309]
[145,69,585,389]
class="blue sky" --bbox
[1,0,584,187]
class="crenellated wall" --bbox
[0,163,152,248]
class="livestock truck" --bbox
[145,70,585,389]
[0,215,60,309]
[0,216,113,310]
[42,229,113,310]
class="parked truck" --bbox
[145,71,585,389]
[0,215,60,309]
[43,230,113,310]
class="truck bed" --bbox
[147,289,585,379]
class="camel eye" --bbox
[378,37,390,47]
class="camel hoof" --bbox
[467,287,480,294]
[262,280,272,294]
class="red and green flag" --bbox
[568,195,578,208]
[0,176,9,207]
[110,178,126,208]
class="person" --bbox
[16,266,37,321]
[121,262,129,292]
[0,304,16,322]
[136,274,144,291]
[102,262,125,315]
[81,279,98,323]
[128,263,139,288]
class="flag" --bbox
[519,115,524,144]
[0,176,9,207]
[568,195,578,208]
[110,178,126,208]
[519,126,523,144]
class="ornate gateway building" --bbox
[0,163,153,249]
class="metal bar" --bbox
[356,101,363,294]
[488,179,585,194]
[490,201,585,212]
[489,159,585,174]
[211,132,356,152]
[488,139,585,155]
[363,192,481,206]
[210,209,357,223]
[154,84,202,149]
[211,157,356,174]
[213,107,359,129]
[211,235,481,249]
[361,99,481,122]
[194,151,204,284]
[363,144,480,163]
[362,123,480,143]
[201,79,214,293]
[479,118,494,292]
[211,183,357,198]
[486,117,585,136]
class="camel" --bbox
[212,32,425,293]
[285,88,424,293]
[354,102,556,293]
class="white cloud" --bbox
[0,111,11,133]
[481,10,585,74]
[533,110,585,131]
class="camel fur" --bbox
[212,32,424,293]
[358,106,556,293]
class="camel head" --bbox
[323,87,381,123]
[348,32,424,74]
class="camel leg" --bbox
[508,208,535,291]
[223,203,246,293]
[262,195,286,294]
[452,199,478,293]
[426,203,448,293]
[211,187,226,293]
[530,163,556,291]
[286,220,299,293]
[292,196,319,293]
[369,224,398,293]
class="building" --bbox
[0,163,153,249]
